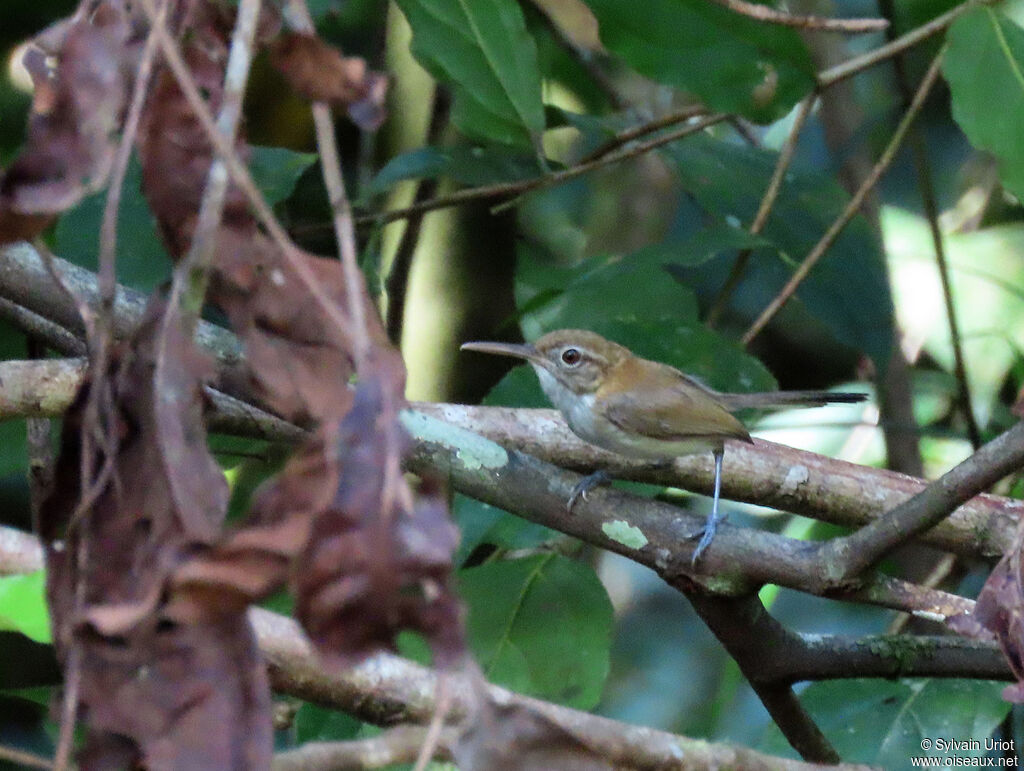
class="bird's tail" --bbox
[719,390,868,410]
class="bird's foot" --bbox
[688,510,727,565]
[567,469,612,511]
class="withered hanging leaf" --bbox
[136,4,253,258]
[0,3,136,244]
[128,0,463,672]
[973,552,1024,702]
[270,31,388,131]
[287,374,464,666]
[39,301,271,769]
[212,230,362,424]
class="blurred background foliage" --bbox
[2,0,1024,767]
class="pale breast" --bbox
[533,365,719,459]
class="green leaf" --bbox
[636,222,776,268]
[664,133,894,367]
[248,146,318,206]
[395,0,546,147]
[55,156,170,292]
[454,494,559,565]
[458,554,613,708]
[584,0,815,122]
[294,703,363,743]
[367,145,546,195]
[0,571,50,644]
[760,679,1009,766]
[944,6,1024,202]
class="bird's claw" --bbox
[688,511,727,565]
[567,469,611,511]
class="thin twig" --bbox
[52,644,81,771]
[171,0,262,326]
[706,94,816,327]
[26,339,52,537]
[360,113,729,226]
[353,3,974,235]
[705,0,887,32]
[532,2,625,110]
[742,49,946,347]
[0,744,52,770]
[284,0,371,367]
[817,0,981,89]
[155,0,261,539]
[576,104,708,164]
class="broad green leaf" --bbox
[247,146,318,206]
[55,156,170,292]
[459,554,613,708]
[664,134,894,368]
[395,0,545,147]
[0,571,50,644]
[759,679,1009,766]
[633,222,776,268]
[367,145,546,195]
[294,703,363,743]
[945,7,1024,202]
[454,494,559,565]
[584,0,815,122]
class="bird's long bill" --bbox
[460,340,539,364]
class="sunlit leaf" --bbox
[395,0,546,147]
[0,571,50,644]
[945,6,1024,202]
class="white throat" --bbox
[532,364,600,444]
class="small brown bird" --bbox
[462,329,867,562]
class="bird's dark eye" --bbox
[561,348,582,366]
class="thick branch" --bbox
[823,420,1024,584]
[415,404,1019,560]
[2,355,1018,569]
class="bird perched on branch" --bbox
[462,329,867,563]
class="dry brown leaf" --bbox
[973,553,1024,702]
[39,301,270,768]
[0,2,136,244]
[289,374,464,666]
[270,32,388,131]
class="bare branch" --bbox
[272,726,456,771]
[822,420,1024,584]
[705,0,887,33]
[357,113,729,226]
[817,0,982,90]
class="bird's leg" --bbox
[690,448,725,564]
[567,469,612,511]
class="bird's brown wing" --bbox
[599,361,751,442]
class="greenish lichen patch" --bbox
[602,520,649,549]
[400,410,508,470]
